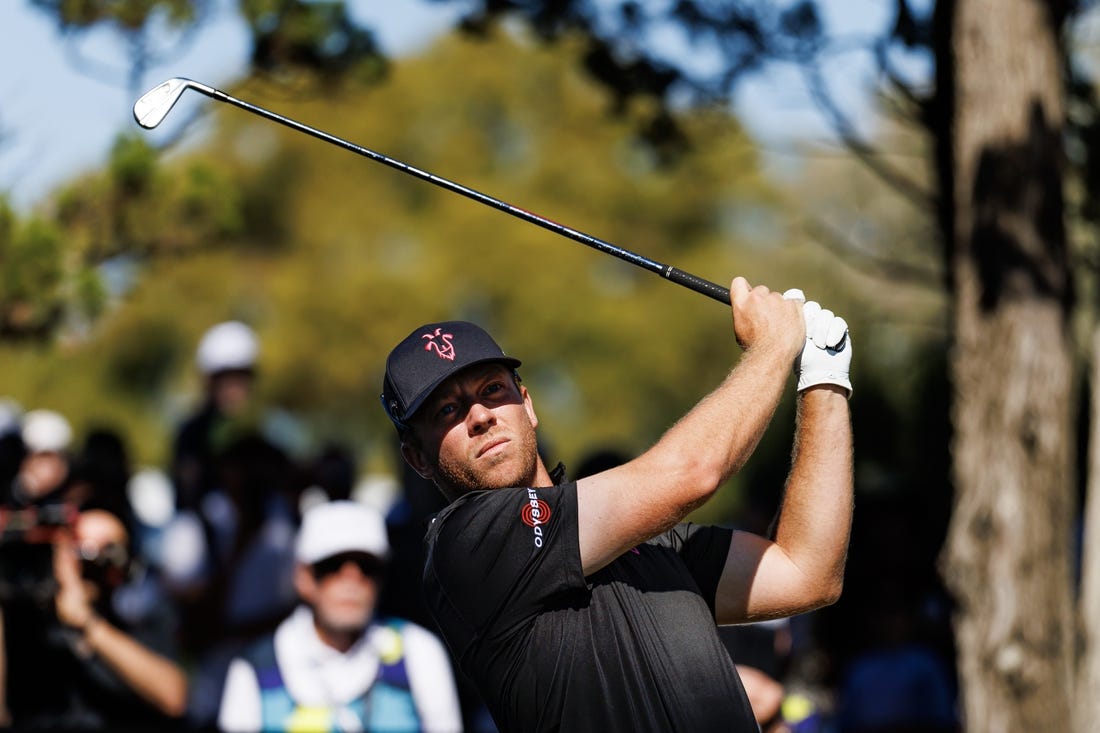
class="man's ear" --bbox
[520,384,539,430]
[401,440,433,481]
[294,563,315,601]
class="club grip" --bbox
[664,267,731,305]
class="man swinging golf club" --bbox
[380,277,854,732]
[134,76,853,731]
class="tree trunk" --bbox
[938,0,1077,730]
[1075,326,1100,732]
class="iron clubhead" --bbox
[133,78,208,129]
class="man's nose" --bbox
[466,402,496,434]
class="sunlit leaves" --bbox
[0,201,65,337]
[240,0,387,81]
[31,0,198,31]
[108,134,157,195]
[56,134,246,261]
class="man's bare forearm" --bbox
[84,618,188,717]
[772,385,854,605]
[648,343,795,489]
[576,280,806,575]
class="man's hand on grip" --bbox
[782,289,852,397]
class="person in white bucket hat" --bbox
[218,500,463,732]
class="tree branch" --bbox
[801,215,943,289]
[800,61,935,211]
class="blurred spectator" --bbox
[164,320,311,726]
[0,506,187,728]
[69,428,132,512]
[171,320,261,514]
[5,408,75,507]
[218,500,463,732]
[161,432,301,728]
[66,427,144,557]
[0,412,91,618]
[835,582,958,733]
[172,321,310,514]
[297,441,358,515]
[116,466,181,658]
[69,428,186,715]
[125,467,177,570]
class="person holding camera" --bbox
[0,506,188,729]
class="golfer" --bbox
[380,276,853,732]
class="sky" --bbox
[0,0,908,214]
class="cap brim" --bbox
[400,356,521,423]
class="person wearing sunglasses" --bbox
[218,499,464,732]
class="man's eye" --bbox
[483,382,504,397]
[436,403,457,419]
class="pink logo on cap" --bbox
[422,328,455,361]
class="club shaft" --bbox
[195,85,731,305]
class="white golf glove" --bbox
[782,289,853,397]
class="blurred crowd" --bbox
[0,320,961,732]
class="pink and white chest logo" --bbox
[422,328,455,360]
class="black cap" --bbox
[381,321,521,432]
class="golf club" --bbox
[134,77,731,305]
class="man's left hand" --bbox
[782,290,852,397]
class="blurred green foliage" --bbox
[29,0,198,30]
[0,203,65,337]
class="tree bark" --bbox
[1075,326,1100,733]
[939,0,1077,730]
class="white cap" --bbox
[21,409,72,453]
[196,321,258,375]
[295,500,390,565]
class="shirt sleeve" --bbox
[217,657,263,733]
[403,622,465,733]
[650,523,734,614]
[423,482,584,654]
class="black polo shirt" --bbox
[423,480,758,732]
